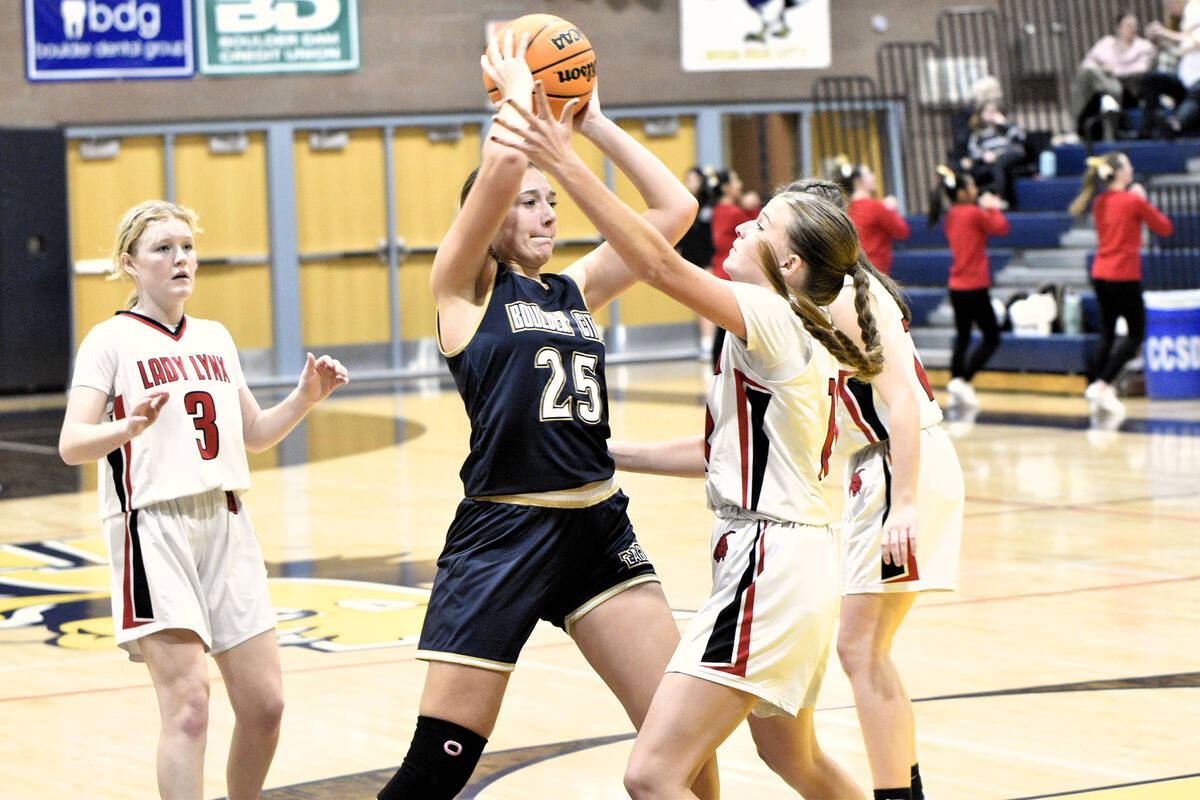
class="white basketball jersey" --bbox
[705,283,839,527]
[71,312,251,519]
[836,276,943,448]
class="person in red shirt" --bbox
[707,169,761,364]
[835,161,910,274]
[928,166,1010,408]
[1069,151,1173,415]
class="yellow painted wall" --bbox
[393,125,482,251]
[607,117,698,327]
[399,251,437,341]
[68,137,164,344]
[301,257,391,346]
[295,130,387,345]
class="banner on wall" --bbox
[680,0,831,72]
[24,0,194,81]
[196,0,359,75]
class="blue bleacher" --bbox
[1014,176,1079,211]
[899,287,945,326]
[1052,138,1200,177]
[900,213,1073,249]
[966,331,1098,373]
[1086,249,1200,290]
[890,248,1012,286]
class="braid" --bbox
[790,291,881,379]
[848,262,885,377]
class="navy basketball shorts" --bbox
[415,490,659,672]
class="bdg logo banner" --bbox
[25,0,194,81]
[196,0,360,75]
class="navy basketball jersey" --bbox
[441,268,613,497]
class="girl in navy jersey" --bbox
[58,200,348,800]
[1069,152,1173,415]
[792,178,965,800]
[376,32,717,800]
[834,161,910,275]
[490,83,885,799]
[928,166,1010,408]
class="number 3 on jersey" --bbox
[184,391,220,459]
[535,347,602,424]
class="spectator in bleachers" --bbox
[964,100,1027,208]
[832,160,910,275]
[1146,1,1200,134]
[1069,12,1159,141]
[1068,152,1174,416]
[928,166,1010,408]
[949,76,1003,168]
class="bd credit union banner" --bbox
[25,0,194,81]
[197,0,360,74]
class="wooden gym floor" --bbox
[2,360,1198,799]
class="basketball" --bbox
[483,14,596,119]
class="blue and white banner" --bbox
[25,0,194,81]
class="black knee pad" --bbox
[378,715,487,800]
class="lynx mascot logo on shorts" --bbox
[713,531,732,562]
[849,468,864,497]
[0,537,430,653]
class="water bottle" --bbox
[1062,292,1082,334]
[1039,149,1057,178]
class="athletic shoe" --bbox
[1096,385,1126,416]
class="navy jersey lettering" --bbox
[446,269,613,496]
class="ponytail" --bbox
[927,164,962,227]
[830,155,858,196]
[781,178,913,325]
[1069,153,1123,217]
[752,193,885,380]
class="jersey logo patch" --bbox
[618,541,648,568]
[713,531,732,562]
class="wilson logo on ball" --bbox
[556,63,595,83]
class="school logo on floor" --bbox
[0,537,432,652]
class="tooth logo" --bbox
[60,0,86,39]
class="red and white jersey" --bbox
[835,276,943,448]
[705,283,839,527]
[71,312,251,519]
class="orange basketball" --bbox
[483,13,596,119]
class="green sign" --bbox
[196,0,359,74]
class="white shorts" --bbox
[841,425,964,594]
[103,488,275,662]
[668,515,839,718]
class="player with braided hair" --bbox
[793,177,965,800]
[489,82,879,799]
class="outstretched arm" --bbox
[431,30,535,346]
[489,88,747,338]
[240,353,349,452]
[609,435,706,478]
[560,88,699,309]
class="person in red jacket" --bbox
[707,169,761,364]
[928,166,1010,408]
[1069,151,1173,415]
[834,161,910,274]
